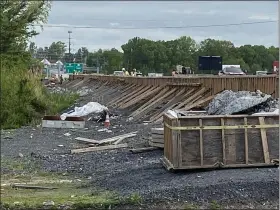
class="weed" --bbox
[1,168,121,210]
[183,203,199,209]
[127,192,142,205]
[210,200,221,210]
[1,55,78,129]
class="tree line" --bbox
[31,36,279,75]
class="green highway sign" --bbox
[65,63,83,73]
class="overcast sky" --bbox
[31,1,278,52]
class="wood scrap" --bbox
[129,147,159,154]
[76,132,137,145]
[98,132,137,144]
[75,137,100,144]
[149,141,164,148]
[71,143,128,154]
[11,184,58,190]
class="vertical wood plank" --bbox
[171,119,179,168]
[258,117,270,164]
[178,119,182,167]
[221,118,226,164]
[199,119,204,166]
[244,117,249,164]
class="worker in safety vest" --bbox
[122,68,126,76]
[131,68,136,76]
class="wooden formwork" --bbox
[162,112,279,171]
[72,74,279,98]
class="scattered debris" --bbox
[129,147,159,154]
[206,90,278,115]
[18,153,24,158]
[11,184,58,190]
[77,86,93,96]
[75,132,137,146]
[64,133,71,137]
[98,132,137,144]
[71,143,128,154]
[75,137,100,144]
[57,145,64,147]
[43,200,55,206]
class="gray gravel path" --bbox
[1,119,279,205]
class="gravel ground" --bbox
[1,80,279,207]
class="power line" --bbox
[33,20,277,30]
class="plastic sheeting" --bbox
[61,102,108,120]
[206,90,277,115]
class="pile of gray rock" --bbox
[206,90,278,115]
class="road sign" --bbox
[65,63,83,73]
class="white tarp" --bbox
[61,102,108,120]
[56,60,63,65]
[41,58,51,65]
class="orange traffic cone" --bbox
[104,113,110,128]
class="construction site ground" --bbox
[1,80,279,209]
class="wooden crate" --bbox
[162,112,279,171]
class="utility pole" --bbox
[68,31,72,63]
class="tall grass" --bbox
[1,55,78,129]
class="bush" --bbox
[1,55,78,129]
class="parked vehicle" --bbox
[255,71,268,75]
[113,71,124,76]
[218,66,246,75]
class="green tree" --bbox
[251,63,262,72]
[47,41,66,61]
[75,47,89,63]
[0,1,52,54]
[28,42,37,57]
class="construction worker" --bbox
[131,68,136,76]
[122,68,126,76]
[125,69,129,76]
[182,66,186,74]
[60,75,63,85]
[172,69,176,76]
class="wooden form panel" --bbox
[163,113,279,171]
[72,74,279,97]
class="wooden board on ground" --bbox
[149,141,164,148]
[151,128,164,135]
[98,132,137,144]
[129,147,159,153]
[151,138,164,144]
[75,137,100,144]
[71,143,128,154]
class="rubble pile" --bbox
[47,86,93,97]
[206,90,279,115]
[48,86,68,94]
[76,87,93,97]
